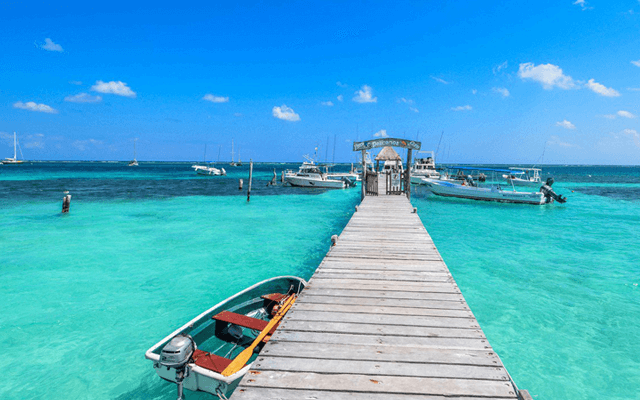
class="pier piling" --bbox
[61,191,71,213]
[247,160,253,202]
[239,179,243,190]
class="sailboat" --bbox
[230,139,239,167]
[192,144,226,176]
[2,132,23,165]
[128,138,138,166]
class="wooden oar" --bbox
[221,294,297,377]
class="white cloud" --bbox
[548,135,576,148]
[492,87,510,97]
[409,107,419,113]
[272,105,300,121]
[573,0,591,10]
[336,81,348,88]
[518,62,576,90]
[24,133,45,149]
[73,139,103,151]
[337,95,344,102]
[373,129,388,138]
[602,114,617,119]
[618,110,635,118]
[585,79,620,97]
[203,94,229,103]
[353,85,377,103]
[431,76,450,84]
[623,129,640,147]
[632,60,640,67]
[64,93,102,103]
[40,38,63,52]
[627,87,640,91]
[321,101,334,106]
[451,105,472,111]
[493,61,508,75]
[556,119,576,130]
[13,101,58,114]
[471,89,477,95]
[399,97,414,105]
[90,80,136,98]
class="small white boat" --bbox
[410,151,440,184]
[502,167,542,186]
[422,167,566,205]
[2,132,23,165]
[285,157,355,188]
[146,276,306,399]
[192,144,226,176]
[128,139,138,166]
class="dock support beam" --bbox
[361,149,366,200]
[406,148,412,200]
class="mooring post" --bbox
[239,179,243,190]
[406,148,412,200]
[247,160,253,202]
[281,170,285,183]
[62,191,71,213]
[331,234,339,247]
[269,168,276,186]
[361,149,366,201]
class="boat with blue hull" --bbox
[145,276,306,399]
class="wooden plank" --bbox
[259,341,501,366]
[305,288,465,301]
[238,372,516,397]
[312,272,454,283]
[281,311,481,329]
[233,388,513,400]
[250,357,509,381]
[291,303,474,318]
[297,294,468,310]
[276,320,485,339]
[307,279,460,292]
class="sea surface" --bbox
[1,162,638,399]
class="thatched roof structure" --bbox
[375,146,402,161]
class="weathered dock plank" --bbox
[233,195,520,399]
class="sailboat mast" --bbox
[14,132,17,159]
[231,140,235,162]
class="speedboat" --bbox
[285,158,355,188]
[422,167,566,205]
[146,276,306,399]
[192,164,226,176]
[502,167,542,186]
[410,151,440,184]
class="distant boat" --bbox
[128,139,138,166]
[502,167,542,186]
[410,150,440,184]
[192,144,226,176]
[145,276,306,399]
[2,132,23,165]
[230,139,239,167]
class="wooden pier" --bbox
[233,195,528,399]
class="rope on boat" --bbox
[215,387,229,400]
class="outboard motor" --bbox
[539,177,567,204]
[343,176,356,188]
[478,173,486,183]
[465,175,476,187]
[160,334,196,400]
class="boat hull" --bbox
[424,179,545,204]
[146,276,306,398]
[285,175,347,188]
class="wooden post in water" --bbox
[239,179,243,190]
[281,170,285,183]
[361,149,366,200]
[247,160,253,202]
[405,148,412,200]
[269,168,276,186]
[62,191,71,213]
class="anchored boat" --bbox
[285,156,356,188]
[410,151,440,184]
[502,167,542,186]
[146,276,306,399]
[423,167,566,205]
[2,132,23,165]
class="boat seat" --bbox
[261,293,289,303]
[212,311,269,332]
[192,349,232,374]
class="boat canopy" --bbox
[450,166,524,174]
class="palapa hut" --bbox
[375,146,403,172]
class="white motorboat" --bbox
[146,276,306,399]
[2,132,23,165]
[325,163,360,181]
[285,157,355,188]
[502,167,542,186]
[422,167,566,205]
[410,151,440,184]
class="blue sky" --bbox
[2,0,640,164]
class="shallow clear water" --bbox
[1,163,638,399]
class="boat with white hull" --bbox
[146,276,306,399]
[2,132,23,165]
[285,158,355,188]
[192,144,226,176]
[423,178,547,204]
[502,167,542,186]
[410,151,439,184]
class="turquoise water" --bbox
[1,163,639,399]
